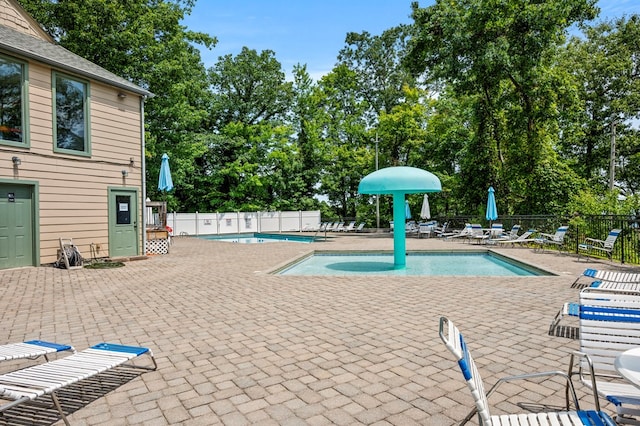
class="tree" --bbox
[558,16,640,193]
[315,65,372,220]
[208,47,293,128]
[337,26,416,117]
[405,0,598,214]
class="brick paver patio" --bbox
[0,233,637,425]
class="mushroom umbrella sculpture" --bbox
[358,166,442,268]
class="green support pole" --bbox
[393,192,406,268]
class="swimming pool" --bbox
[199,233,315,244]
[276,251,552,276]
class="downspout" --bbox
[140,96,147,256]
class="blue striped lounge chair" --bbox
[0,342,156,425]
[439,316,614,425]
[567,288,640,424]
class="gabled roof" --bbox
[0,24,153,98]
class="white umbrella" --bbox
[420,194,431,220]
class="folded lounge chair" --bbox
[0,342,156,425]
[439,316,614,425]
[579,229,621,261]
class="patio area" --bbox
[0,234,636,425]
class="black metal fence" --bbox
[328,214,640,264]
[435,214,640,265]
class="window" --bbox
[53,72,90,154]
[0,55,27,146]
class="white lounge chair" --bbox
[534,225,569,252]
[549,282,640,339]
[571,268,640,289]
[341,221,356,232]
[444,223,472,240]
[354,223,365,232]
[472,223,503,244]
[466,223,484,243]
[439,316,613,425]
[418,221,436,238]
[567,288,640,424]
[0,342,156,425]
[579,229,621,261]
[492,224,521,241]
[495,229,537,247]
[0,340,75,362]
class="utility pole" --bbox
[610,121,616,191]
[375,133,380,230]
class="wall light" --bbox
[12,156,21,166]
[121,169,128,177]
[117,92,127,99]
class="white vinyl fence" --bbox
[166,210,321,236]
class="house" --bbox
[0,0,152,269]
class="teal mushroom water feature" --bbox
[358,166,442,268]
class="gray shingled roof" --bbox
[0,25,153,97]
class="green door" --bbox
[108,189,139,257]
[0,184,34,269]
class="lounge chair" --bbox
[571,268,640,289]
[0,342,157,425]
[438,316,613,425]
[492,224,521,241]
[466,223,484,243]
[567,288,640,424]
[354,223,365,232]
[340,221,356,232]
[578,229,621,261]
[549,282,640,339]
[405,221,418,234]
[432,221,449,237]
[444,223,472,240]
[472,223,503,244]
[534,225,569,253]
[418,221,436,238]
[0,340,75,362]
[495,229,537,247]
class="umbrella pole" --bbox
[393,193,406,268]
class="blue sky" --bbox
[182,0,640,80]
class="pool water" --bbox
[277,252,551,276]
[199,233,315,244]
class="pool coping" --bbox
[267,248,557,276]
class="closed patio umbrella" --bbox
[405,200,412,220]
[158,153,173,192]
[420,194,431,220]
[486,186,498,223]
[158,153,173,228]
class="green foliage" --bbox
[558,16,640,194]
[16,0,640,223]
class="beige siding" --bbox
[0,0,52,41]
[1,57,144,265]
